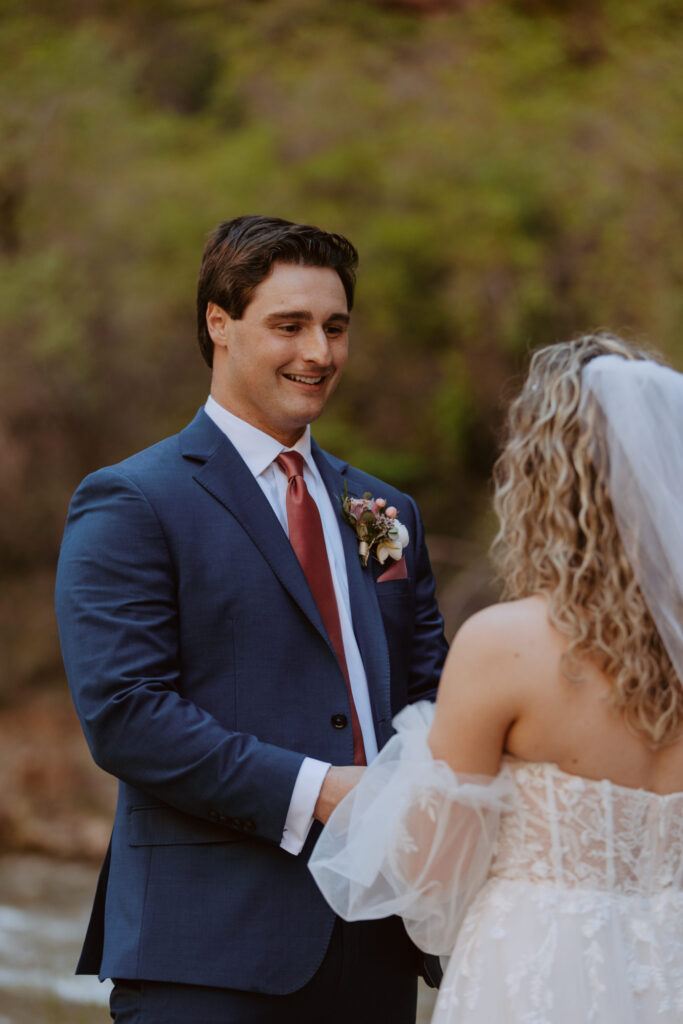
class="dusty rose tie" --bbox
[276,451,366,766]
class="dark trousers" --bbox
[110,916,419,1024]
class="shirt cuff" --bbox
[280,757,331,855]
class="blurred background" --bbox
[0,0,682,1018]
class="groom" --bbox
[55,216,448,1023]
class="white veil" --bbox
[580,355,683,687]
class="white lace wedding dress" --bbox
[309,702,683,1022]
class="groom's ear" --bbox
[206,302,232,350]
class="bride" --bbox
[309,333,683,1022]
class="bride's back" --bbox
[429,592,683,795]
[501,595,683,796]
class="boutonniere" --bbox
[341,488,409,568]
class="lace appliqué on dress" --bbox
[435,760,683,1022]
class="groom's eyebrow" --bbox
[264,310,350,325]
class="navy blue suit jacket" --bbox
[55,409,448,993]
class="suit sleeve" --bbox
[55,468,305,846]
[405,494,449,703]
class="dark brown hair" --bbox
[196,215,359,366]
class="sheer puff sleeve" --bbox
[308,701,515,955]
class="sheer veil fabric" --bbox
[580,356,683,690]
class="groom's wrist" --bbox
[314,765,365,824]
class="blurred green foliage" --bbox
[1,0,682,694]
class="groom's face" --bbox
[207,262,349,446]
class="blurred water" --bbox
[0,855,110,1023]
[0,855,436,1023]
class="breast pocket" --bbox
[376,579,413,597]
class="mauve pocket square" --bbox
[376,556,408,582]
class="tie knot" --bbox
[276,450,305,482]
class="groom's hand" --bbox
[314,766,365,824]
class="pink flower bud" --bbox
[375,498,386,509]
[386,506,398,519]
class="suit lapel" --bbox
[312,441,392,726]
[180,411,330,647]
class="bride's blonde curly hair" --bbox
[492,332,683,747]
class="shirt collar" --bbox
[204,396,313,478]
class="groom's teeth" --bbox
[287,374,324,384]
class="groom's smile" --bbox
[208,262,349,446]
[283,373,326,385]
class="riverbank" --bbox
[0,854,110,1023]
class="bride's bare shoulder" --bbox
[454,595,560,650]
[433,597,559,761]
[444,595,564,683]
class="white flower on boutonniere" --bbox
[377,520,409,565]
[341,487,410,568]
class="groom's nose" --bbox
[301,325,333,365]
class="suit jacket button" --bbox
[331,713,348,729]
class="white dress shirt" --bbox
[204,396,378,854]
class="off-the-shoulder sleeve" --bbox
[308,701,515,955]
